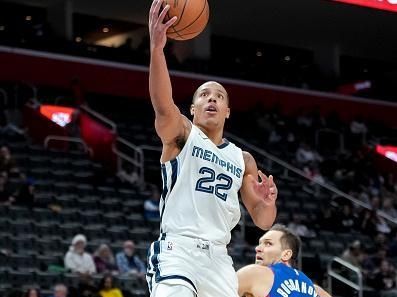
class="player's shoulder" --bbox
[238,264,273,277]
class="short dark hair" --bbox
[270,224,301,267]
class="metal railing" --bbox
[328,257,363,297]
[80,105,117,132]
[44,136,92,155]
[225,131,397,225]
[113,137,145,187]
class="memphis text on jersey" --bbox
[192,145,243,178]
[276,279,318,297]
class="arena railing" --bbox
[44,135,92,155]
[327,257,363,297]
[224,131,397,226]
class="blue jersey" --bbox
[268,263,317,297]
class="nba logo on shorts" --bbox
[167,241,173,250]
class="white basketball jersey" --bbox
[159,124,245,245]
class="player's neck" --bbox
[197,125,224,146]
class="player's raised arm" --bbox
[149,0,189,144]
[240,152,277,230]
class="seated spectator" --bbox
[94,244,118,275]
[74,275,97,297]
[287,214,315,238]
[358,209,378,237]
[98,274,124,297]
[381,198,397,218]
[24,288,41,297]
[116,240,145,277]
[368,259,396,291]
[336,202,356,232]
[0,146,18,174]
[296,142,322,166]
[0,172,14,205]
[64,234,96,275]
[341,240,363,268]
[144,186,160,221]
[51,284,67,297]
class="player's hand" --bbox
[249,170,277,206]
[149,0,177,51]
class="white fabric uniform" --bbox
[147,124,245,297]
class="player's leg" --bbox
[198,252,239,297]
[151,283,196,297]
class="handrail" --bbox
[113,137,145,186]
[327,257,363,297]
[44,136,91,155]
[140,145,162,152]
[225,131,397,225]
[79,105,117,132]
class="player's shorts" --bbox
[146,233,239,297]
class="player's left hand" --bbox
[252,170,277,206]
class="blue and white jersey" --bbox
[268,263,317,297]
[159,124,245,245]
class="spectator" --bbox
[287,214,315,238]
[341,240,363,268]
[337,203,356,232]
[116,240,145,277]
[14,174,36,208]
[358,209,378,237]
[24,288,41,297]
[144,186,160,221]
[0,146,18,174]
[0,172,14,204]
[64,234,96,275]
[94,244,118,275]
[368,259,396,291]
[296,142,322,166]
[51,284,67,297]
[98,274,124,297]
[75,275,97,297]
[381,198,397,218]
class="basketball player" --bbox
[237,224,332,297]
[146,1,278,297]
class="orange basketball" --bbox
[164,0,210,41]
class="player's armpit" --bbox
[240,151,277,230]
[155,108,191,145]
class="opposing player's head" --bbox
[255,224,301,267]
[190,81,230,130]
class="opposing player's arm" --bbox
[149,0,190,145]
[240,152,277,230]
[237,264,273,297]
[314,284,333,297]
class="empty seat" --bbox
[103,212,124,226]
[8,269,35,287]
[8,253,36,270]
[9,219,34,236]
[35,271,62,289]
[328,241,345,256]
[309,239,326,253]
[33,208,57,222]
[59,223,83,239]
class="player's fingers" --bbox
[258,170,268,183]
[158,4,171,25]
[152,0,163,23]
[149,0,159,21]
[164,15,177,30]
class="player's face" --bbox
[191,82,230,129]
[255,230,285,266]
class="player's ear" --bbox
[281,249,293,263]
[190,104,195,116]
[226,107,230,119]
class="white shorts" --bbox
[146,233,239,297]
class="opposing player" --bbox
[237,224,332,297]
[146,1,278,297]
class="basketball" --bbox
[164,0,210,41]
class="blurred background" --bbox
[0,0,397,296]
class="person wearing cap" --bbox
[64,234,96,275]
[116,240,146,277]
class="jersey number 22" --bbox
[195,167,232,201]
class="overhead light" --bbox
[102,27,110,33]
[25,15,32,21]
[256,51,263,57]
[0,25,5,31]
[284,55,291,62]
[75,36,82,43]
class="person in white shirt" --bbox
[64,234,96,275]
